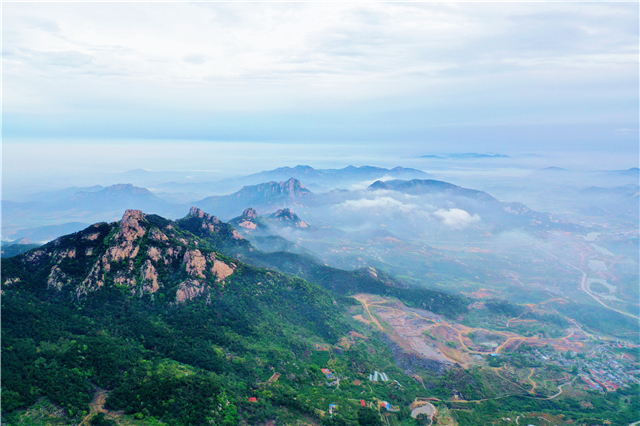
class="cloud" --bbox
[336,196,419,214]
[183,54,206,65]
[1,2,637,144]
[433,208,480,228]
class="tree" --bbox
[357,407,383,426]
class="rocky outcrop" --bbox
[212,260,235,282]
[78,210,147,296]
[141,259,159,294]
[47,266,71,290]
[176,279,208,303]
[242,208,258,219]
[9,208,246,303]
[238,220,257,230]
[184,249,207,278]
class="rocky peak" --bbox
[280,178,310,197]
[273,208,294,219]
[118,210,147,242]
[188,206,207,218]
[187,207,221,224]
[269,208,309,229]
[242,208,258,219]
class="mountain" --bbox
[577,184,639,221]
[18,185,104,203]
[4,208,638,425]
[229,207,311,233]
[597,167,640,177]
[68,183,167,209]
[2,184,182,240]
[1,208,469,425]
[368,179,580,232]
[228,207,270,232]
[6,222,91,243]
[239,165,432,188]
[530,166,570,176]
[1,240,41,258]
[176,208,469,318]
[155,165,433,197]
[266,208,311,229]
[194,178,314,220]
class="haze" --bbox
[3,3,638,193]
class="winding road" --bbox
[536,245,639,320]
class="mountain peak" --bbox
[188,206,207,218]
[369,180,390,191]
[186,206,222,224]
[270,208,310,229]
[120,209,146,235]
[242,207,258,219]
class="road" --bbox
[536,245,639,320]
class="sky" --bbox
[2,2,639,184]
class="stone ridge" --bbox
[5,209,240,304]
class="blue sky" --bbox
[2,2,638,178]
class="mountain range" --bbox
[3,172,584,243]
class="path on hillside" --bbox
[526,368,537,393]
[354,295,385,331]
[79,389,120,426]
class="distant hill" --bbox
[194,178,315,219]
[533,166,569,173]
[368,179,581,233]
[2,184,183,241]
[19,185,104,203]
[1,241,41,258]
[156,165,433,197]
[242,165,431,187]
[596,167,640,178]
[8,222,91,243]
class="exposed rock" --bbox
[176,279,207,303]
[242,208,258,219]
[239,220,257,230]
[47,266,71,290]
[85,233,100,241]
[57,248,76,259]
[189,206,221,224]
[367,267,378,279]
[150,228,169,242]
[232,230,243,240]
[23,250,48,265]
[147,246,161,262]
[105,244,140,263]
[164,246,182,265]
[3,277,21,286]
[117,210,146,242]
[212,260,235,282]
[114,274,136,289]
[78,261,104,297]
[141,260,159,294]
[86,248,93,256]
[183,249,207,278]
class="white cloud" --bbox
[433,208,480,228]
[3,2,637,120]
[337,197,419,214]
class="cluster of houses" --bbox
[321,368,339,386]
